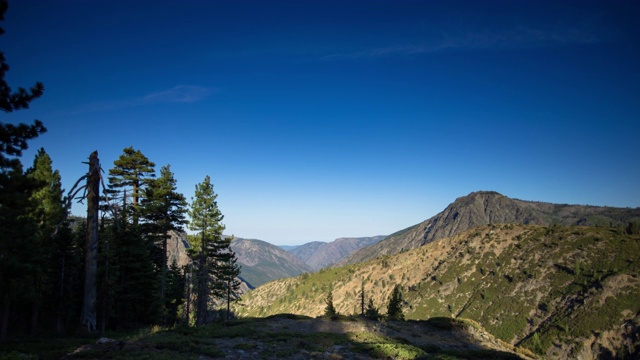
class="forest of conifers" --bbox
[0,0,240,339]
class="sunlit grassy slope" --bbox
[236,224,640,358]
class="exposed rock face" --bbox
[339,191,640,266]
[166,230,191,268]
[290,237,386,271]
[231,238,312,288]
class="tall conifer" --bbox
[108,146,155,224]
[386,285,404,320]
[0,0,47,339]
[188,175,225,325]
[214,238,241,320]
[141,164,187,322]
[25,148,66,333]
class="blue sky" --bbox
[3,0,639,244]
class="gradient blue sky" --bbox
[3,0,639,244]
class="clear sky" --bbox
[3,0,639,245]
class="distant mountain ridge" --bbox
[289,236,386,270]
[339,191,640,266]
[230,237,312,288]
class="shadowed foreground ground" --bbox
[1,315,535,359]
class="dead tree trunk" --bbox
[81,151,99,332]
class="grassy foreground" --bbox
[0,315,533,359]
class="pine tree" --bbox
[51,221,82,334]
[112,225,157,328]
[26,148,65,226]
[214,238,241,320]
[359,281,365,316]
[140,164,187,322]
[104,148,159,328]
[386,285,404,320]
[188,175,225,326]
[97,218,118,332]
[165,259,185,324]
[0,0,47,339]
[108,146,155,224]
[324,288,337,317]
[365,298,379,320]
[25,148,66,334]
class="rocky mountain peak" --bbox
[338,190,640,266]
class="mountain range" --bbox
[288,235,386,270]
[338,191,640,266]
[164,231,381,290]
[229,237,312,288]
[236,191,640,358]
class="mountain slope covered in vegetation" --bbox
[237,224,640,359]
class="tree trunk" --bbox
[185,264,190,325]
[56,256,65,334]
[81,151,99,332]
[226,280,231,320]
[30,292,40,335]
[0,295,9,341]
[160,230,168,322]
[196,251,207,326]
[101,229,109,333]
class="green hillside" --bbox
[236,224,640,358]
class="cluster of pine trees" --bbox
[1,142,243,338]
[0,1,240,339]
[325,283,404,321]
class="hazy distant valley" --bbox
[166,231,385,289]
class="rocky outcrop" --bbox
[166,230,191,268]
[339,191,640,266]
